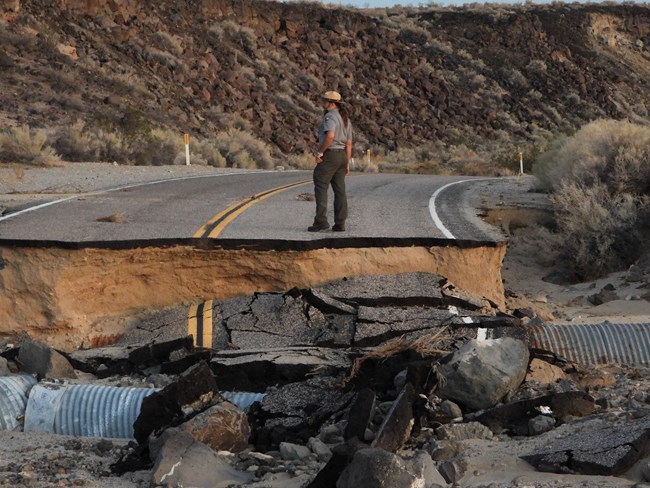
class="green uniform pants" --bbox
[313,150,348,227]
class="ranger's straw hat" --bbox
[322,91,342,102]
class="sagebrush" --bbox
[533,119,650,279]
[0,125,59,166]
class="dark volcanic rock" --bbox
[3,1,650,158]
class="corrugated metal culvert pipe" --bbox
[0,378,267,439]
[0,375,37,430]
[529,322,650,366]
[24,383,158,438]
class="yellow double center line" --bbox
[194,179,312,238]
[188,300,213,348]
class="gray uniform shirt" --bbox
[318,109,353,151]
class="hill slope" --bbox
[1,0,649,165]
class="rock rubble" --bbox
[1,272,650,487]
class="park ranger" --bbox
[308,90,353,232]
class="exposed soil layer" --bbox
[0,243,506,350]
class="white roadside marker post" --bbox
[519,151,524,176]
[185,133,190,166]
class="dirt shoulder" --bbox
[469,175,650,325]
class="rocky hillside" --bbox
[1,0,649,162]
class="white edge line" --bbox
[428,179,474,239]
[0,196,78,222]
[428,177,497,240]
[0,169,276,223]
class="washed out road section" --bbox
[0,169,507,349]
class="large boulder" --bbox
[151,429,253,487]
[438,338,529,410]
[336,448,444,488]
[17,339,76,380]
[178,401,250,452]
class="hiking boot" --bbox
[332,224,346,232]
[308,223,330,232]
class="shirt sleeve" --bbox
[323,114,336,133]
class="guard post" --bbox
[185,133,190,166]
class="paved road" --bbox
[0,171,501,244]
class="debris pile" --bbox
[1,272,650,487]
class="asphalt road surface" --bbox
[0,171,500,244]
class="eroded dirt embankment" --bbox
[0,243,505,350]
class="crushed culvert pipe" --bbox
[222,391,266,411]
[529,322,650,366]
[0,377,266,438]
[18,382,265,438]
[24,383,158,438]
[0,375,37,430]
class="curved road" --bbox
[0,171,500,243]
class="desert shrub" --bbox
[285,152,314,170]
[0,125,59,166]
[93,130,131,162]
[210,111,252,132]
[118,107,152,142]
[209,20,256,53]
[154,31,183,56]
[534,119,650,194]
[51,122,132,163]
[191,139,227,168]
[397,26,430,45]
[551,181,649,279]
[143,46,179,68]
[50,121,101,161]
[225,130,274,169]
[534,119,650,278]
[132,128,184,166]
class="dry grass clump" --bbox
[343,328,451,387]
[0,125,59,166]
[533,119,650,279]
[220,129,275,169]
[96,213,122,223]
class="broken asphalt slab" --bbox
[521,414,650,475]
